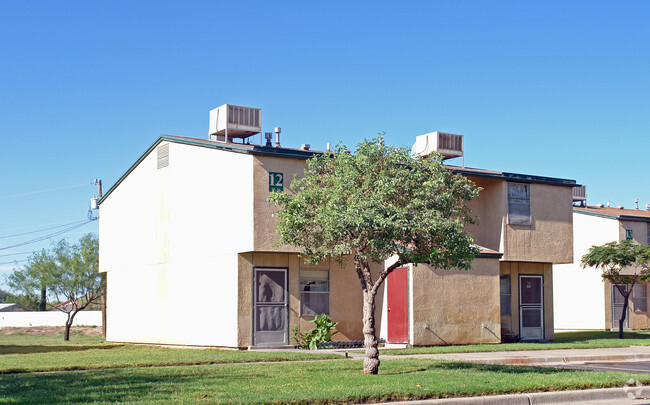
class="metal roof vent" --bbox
[209,104,261,143]
[412,131,464,160]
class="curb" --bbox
[387,386,650,404]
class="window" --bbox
[300,269,329,316]
[633,284,647,312]
[507,183,531,225]
[500,275,511,315]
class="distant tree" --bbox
[270,137,479,374]
[0,289,11,303]
[7,233,102,340]
[7,249,56,311]
[582,241,650,339]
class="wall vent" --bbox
[412,131,464,160]
[209,104,261,142]
[157,144,169,169]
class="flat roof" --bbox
[574,205,650,222]
[99,135,577,204]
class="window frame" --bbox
[299,269,330,317]
[633,284,647,313]
[500,275,512,316]
[507,182,531,226]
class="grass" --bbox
[378,330,650,355]
[0,331,341,373]
[1,358,650,404]
[4,329,650,403]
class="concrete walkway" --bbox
[327,345,650,366]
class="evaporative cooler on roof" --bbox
[209,104,262,143]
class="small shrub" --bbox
[291,314,339,350]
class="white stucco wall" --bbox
[553,212,619,330]
[100,141,253,346]
[106,254,239,346]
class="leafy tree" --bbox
[7,233,102,341]
[7,249,56,311]
[581,241,650,339]
[270,137,479,374]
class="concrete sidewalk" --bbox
[334,345,650,366]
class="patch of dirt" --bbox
[0,326,102,336]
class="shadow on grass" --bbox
[0,368,235,404]
[382,360,602,376]
[0,344,122,355]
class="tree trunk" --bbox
[39,288,46,311]
[64,311,76,341]
[362,289,380,375]
[620,295,630,340]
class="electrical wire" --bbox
[0,183,89,200]
[0,258,29,266]
[0,220,94,251]
[0,251,36,258]
[0,219,89,239]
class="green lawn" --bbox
[1,358,649,404]
[379,330,650,355]
[4,329,650,404]
[0,331,340,373]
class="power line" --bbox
[0,219,89,239]
[0,258,29,266]
[0,220,94,251]
[0,183,89,200]
[0,251,36,258]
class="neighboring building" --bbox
[554,201,650,330]
[99,106,576,348]
[380,159,575,345]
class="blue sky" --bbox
[1,1,649,287]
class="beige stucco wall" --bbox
[502,184,573,264]
[500,261,554,341]
[604,280,650,331]
[237,252,384,348]
[619,220,649,244]
[466,178,506,252]
[407,258,501,346]
[252,155,309,252]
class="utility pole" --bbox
[93,179,107,338]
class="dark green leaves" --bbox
[269,136,479,269]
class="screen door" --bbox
[519,275,544,340]
[612,285,629,329]
[253,268,288,346]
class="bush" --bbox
[291,314,339,349]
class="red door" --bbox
[387,267,409,343]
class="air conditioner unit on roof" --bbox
[209,104,261,142]
[412,131,464,160]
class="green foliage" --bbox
[581,241,650,284]
[582,241,650,338]
[269,136,480,269]
[7,233,102,340]
[291,314,339,349]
